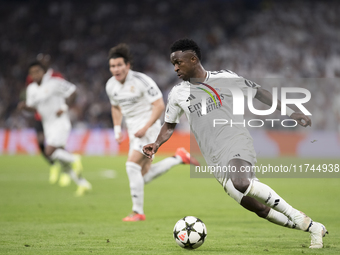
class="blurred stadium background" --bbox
[1,1,340,254]
[1,0,340,157]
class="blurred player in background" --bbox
[106,44,199,221]
[334,89,340,134]
[143,39,327,248]
[22,53,68,186]
[18,61,92,196]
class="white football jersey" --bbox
[26,74,76,126]
[165,70,259,165]
[106,70,163,134]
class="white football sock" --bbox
[175,155,184,163]
[266,208,297,229]
[59,161,81,185]
[69,169,81,185]
[143,157,182,184]
[246,180,311,230]
[51,149,75,164]
[126,162,144,215]
[246,180,294,217]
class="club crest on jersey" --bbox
[130,86,135,93]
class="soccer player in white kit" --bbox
[105,44,199,222]
[18,61,92,196]
[143,39,328,248]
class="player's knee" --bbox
[44,148,53,157]
[230,178,250,193]
[223,179,243,204]
[255,207,270,219]
[37,133,45,144]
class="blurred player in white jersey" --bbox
[18,61,91,196]
[105,44,199,222]
[143,39,327,248]
[21,54,65,186]
[334,89,340,134]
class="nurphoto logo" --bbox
[192,80,311,128]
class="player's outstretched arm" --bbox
[143,122,177,159]
[17,101,36,112]
[290,112,312,127]
[254,87,311,127]
[66,91,76,106]
[111,105,123,143]
[56,91,76,117]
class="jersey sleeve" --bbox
[105,80,119,106]
[138,74,163,103]
[164,87,183,123]
[25,75,33,86]
[26,85,37,108]
[242,78,260,98]
[51,70,64,79]
[213,70,260,98]
[54,78,76,98]
[231,75,260,98]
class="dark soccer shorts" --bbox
[34,119,44,133]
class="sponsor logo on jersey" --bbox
[196,82,223,112]
[186,94,196,102]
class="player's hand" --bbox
[143,143,159,159]
[134,126,148,138]
[291,112,312,127]
[56,109,64,117]
[17,101,26,111]
[115,133,124,144]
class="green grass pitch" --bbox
[0,155,339,254]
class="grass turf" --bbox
[0,155,339,254]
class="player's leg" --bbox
[222,159,296,228]
[228,159,308,226]
[37,132,53,164]
[35,119,62,184]
[46,145,91,194]
[225,159,327,248]
[123,149,147,221]
[45,122,91,195]
[241,196,296,228]
[36,123,62,184]
[142,147,199,184]
[141,121,199,184]
[35,120,54,164]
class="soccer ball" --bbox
[173,216,207,249]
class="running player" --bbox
[143,39,327,248]
[105,44,199,222]
[18,61,92,196]
[21,54,67,186]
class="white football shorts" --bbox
[128,120,161,156]
[43,118,71,148]
[212,135,257,182]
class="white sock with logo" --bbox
[245,180,294,216]
[143,157,182,184]
[126,162,144,215]
[246,180,311,230]
[266,209,297,229]
[51,149,75,164]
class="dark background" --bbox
[1,0,339,130]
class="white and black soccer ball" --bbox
[173,216,207,249]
